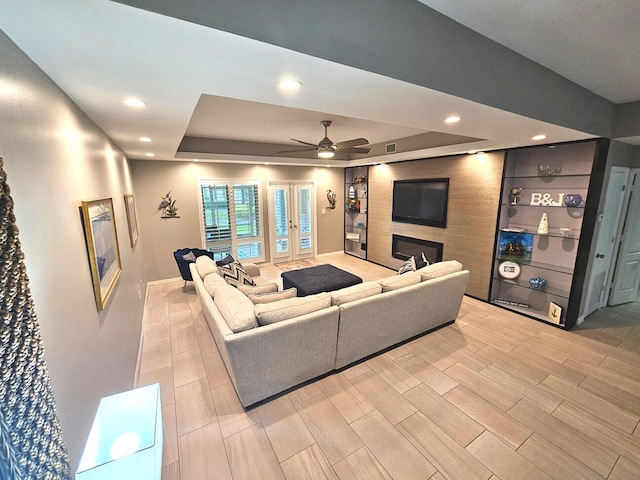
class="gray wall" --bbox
[131,160,344,281]
[0,30,146,467]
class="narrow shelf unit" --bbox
[490,139,609,329]
[344,166,368,259]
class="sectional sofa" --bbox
[190,257,469,407]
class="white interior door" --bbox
[582,167,629,317]
[268,182,315,263]
[610,170,640,305]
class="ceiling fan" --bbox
[279,120,371,158]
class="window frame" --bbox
[197,178,265,263]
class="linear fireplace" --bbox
[392,234,443,264]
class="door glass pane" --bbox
[276,239,289,253]
[298,188,311,234]
[274,188,289,236]
[299,236,312,251]
[237,242,262,259]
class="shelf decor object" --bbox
[537,212,549,234]
[564,194,583,207]
[529,277,547,289]
[510,186,522,205]
[498,261,521,279]
[76,383,162,479]
[498,232,533,262]
[326,190,337,209]
[538,163,563,176]
[81,197,122,311]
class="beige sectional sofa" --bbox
[190,258,469,407]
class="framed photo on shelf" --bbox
[81,197,122,311]
[124,193,139,248]
[498,232,533,263]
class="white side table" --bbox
[76,383,162,479]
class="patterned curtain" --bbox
[0,157,71,479]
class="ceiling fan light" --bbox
[318,150,334,159]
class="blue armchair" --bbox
[173,248,214,290]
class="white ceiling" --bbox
[0,1,637,166]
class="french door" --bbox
[268,182,315,263]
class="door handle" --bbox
[596,253,605,259]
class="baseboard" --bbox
[133,283,152,387]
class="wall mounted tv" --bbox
[392,178,449,228]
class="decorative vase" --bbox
[564,194,583,207]
[537,212,549,234]
[510,186,522,205]
[538,164,563,176]
[529,277,547,289]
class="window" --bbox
[199,179,264,262]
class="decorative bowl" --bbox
[529,277,547,289]
[564,194,583,207]
[538,164,563,176]
[559,227,572,237]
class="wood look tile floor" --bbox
[138,253,640,480]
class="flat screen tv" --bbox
[392,178,449,228]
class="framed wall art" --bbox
[124,193,139,248]
[81,197,122,311]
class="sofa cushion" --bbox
[195,255,218,279]
[254,293,331,326]
[203,272,229,298]
[218,260,256,287]
[397,256,416,275]
[331,281,382,306]
[237,282,279,295]
[214,283,258,332]
[379,271,421,292]
[417,260,463,281]
[248,288,297,305]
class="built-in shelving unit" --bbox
[490,140,608,329]
[344,166,368,259]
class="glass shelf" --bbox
[495,257,574,275]
[501,203,584,210]
[504,174,591,179]
[493,276,570,298]
[499,229,581,241]
[491,300,564,326]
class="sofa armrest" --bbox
[243,263,260,277]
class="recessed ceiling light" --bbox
[139,137,151,142]
[532,134,547,141]
[445,116,461,124]
[264,162,270,166]
[277,79,302,91]
[468,150,478,154]
[144,152,154,157]
[123,97,147,108]
[476,151,486,155]
[193,159,199,162]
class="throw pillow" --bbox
[247,288,297,304]
[195,255,218,279]
[415,252,430,269]
[237,282,279,295]
[203,272,229,298]
[218,260,256,287]
[254,293,331,326]
[216,254,235,267]
[379,271,421,292]
[181,251,197,262]
[417,260,463,281]
[397,256,416,275]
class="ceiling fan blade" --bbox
[340,147,372,154]
[291,138,320,147]
[335,137,369,148]
[277,147,317,153]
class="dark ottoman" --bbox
[281,264,363,297]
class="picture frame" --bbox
[81,198,122,311]
[124,193,139,248]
